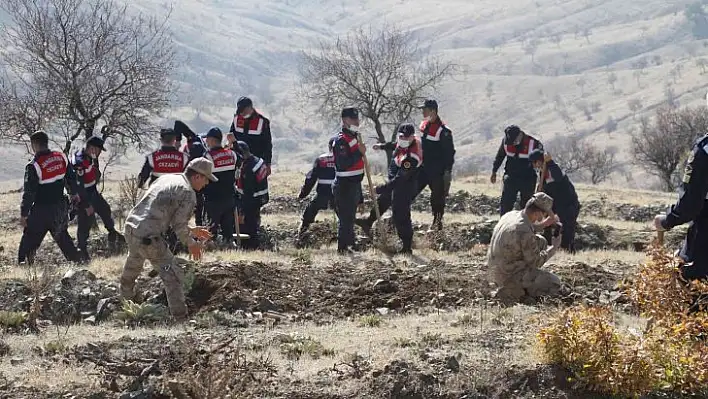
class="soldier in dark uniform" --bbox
[297,137,337,237]
[203,127,240,248]
[530,149,580,253]
[492,125,544,216]
[229,97,273,177]
[369,123,423,254]
[655,133,708,281]
[138,128,190,188]
[416,99,455,231]
[235,141,269,250]
[175,120,207,226]
[70,135,121,261]
[332,107,366,254]
[18,131,82,264]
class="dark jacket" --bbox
[203,146,240,201]
[419,117,455,173]
[662,134,708,230]
[229,111,273,165]
[300,152,336,199]
[541,160,579,211]
[493,134,544,179]
[377,139,423,196]
[21,149,81,217]
[333,128,365,183]
[70,149,101,207]
[237,155,269,208]
[138,146,190,188]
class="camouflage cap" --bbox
[527,192,554,214]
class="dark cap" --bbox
[418,99,438,110]
[30,130,49,145]
[236,140,250,154]
[504,125,522,140]
[529,149,544,162]
[205,127,223,140]
[236,96,253,113]
[397,123,415,137]
[341,107,359,119]
[86,136,106,151]
[160,128,177,139]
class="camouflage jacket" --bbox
[487,210,556,285]
[125,174,196,247]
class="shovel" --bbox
[233,207,251,246]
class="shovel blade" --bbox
[233,233,251,239]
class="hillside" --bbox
[2,0,708,188]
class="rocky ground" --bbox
[0,177,683,398]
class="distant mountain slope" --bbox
[1,0,706,188]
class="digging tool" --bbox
[358,133,387,245]
[656,230,665,246]
[535,157,548,194]
[233,207,250,246]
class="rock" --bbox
[376,307,390,316]
[373,279,396,294]
[445,355,460,372]
[96,298,112,320]
[81,287,91,296]
[61,269,97,285]
[372,369,383,378]
[10,357,24,365]
[257,298,281,312]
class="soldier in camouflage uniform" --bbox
[120,158,216,321]
[487,192,563,303]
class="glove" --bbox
[490,173,497,184]
[190,226,212,241]
[443,170,452,195]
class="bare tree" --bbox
[607,72,618,91]
[628,98,643,119]
[582,28,592,43]
[632,106,708,191]
[0,0,176,154]
[298,24,454,162]
[547,136,619,184]
[523,38,540,64]
[576,77,587,96]
[585,146,619,184]
[604,116,618,133]
[550,33,562,48]
[696,57,708,74]
[486,80,494,99]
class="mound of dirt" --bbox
[186,259,492,319]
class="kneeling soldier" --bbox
[297,137,337,237]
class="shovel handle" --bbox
[656,230,665,246]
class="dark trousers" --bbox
[195,192,205,226]
[240,202,261,250]
[76,189,115,252]
[415,167,446,218]
[18,200,79,264]
[302,193,335,228]
[333,179,362,251]
[544,202,580,253]
[366,190,393,223]
[392,182,416,250]
[205,198,235,243]
[500,174,536,215]
[678,206,708,280]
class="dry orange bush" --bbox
[538,247,708,397]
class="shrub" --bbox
[538,248,708,397]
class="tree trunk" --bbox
[373,118,393,166]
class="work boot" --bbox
[355,217,373,236]
[429,214,443,232]
[296,220,309,239]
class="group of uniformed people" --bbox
[296,99,456,254]
[18,90,708,317]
